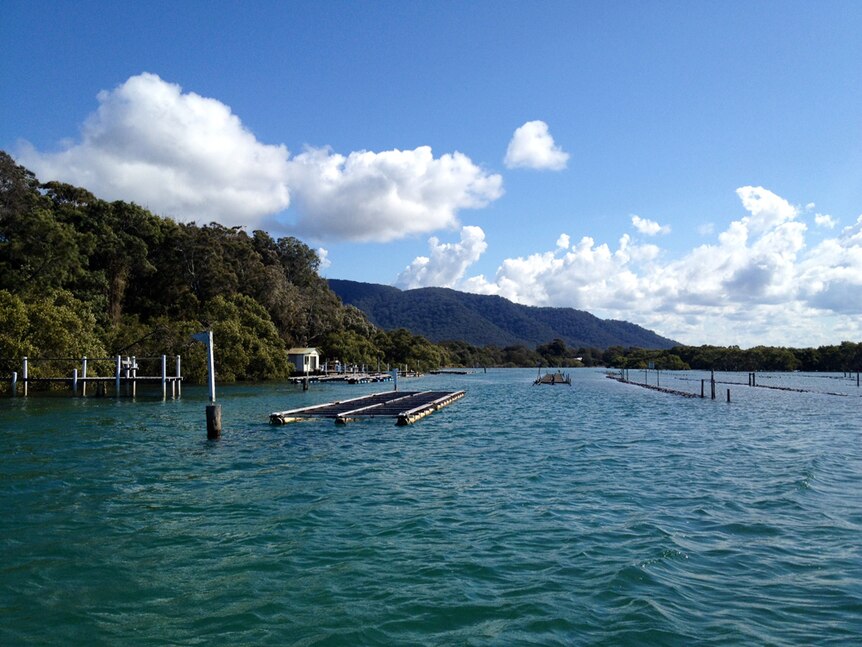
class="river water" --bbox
[1,369,860,645]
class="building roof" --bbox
[287,347,319,355]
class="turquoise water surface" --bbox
[1,369,860,645]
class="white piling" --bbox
[175,355,182,398]
[22,357,28,397]
[161,354,167,400]
[115,355,121,397]
[11,371,17,397]
[81,356,88,397]
[72,368,78,396]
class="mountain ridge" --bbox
[328,279,678,349]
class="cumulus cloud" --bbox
[285,146,502,242]
[814,213,836,228]
[395,226,488,289]
[16,73,503,242]
[631,215,670,236]
[456,188,862,346]
[316,247,331,271]
[504,120,569,170]
[18,73,292,225]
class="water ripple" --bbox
[1,369,861,644]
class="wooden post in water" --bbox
[701,379,705,398]
[710,370,716,400]
[193,330,220,439]
[175,355,182,398]
[206,404,222,438]
[81,356,88,397]
[11,371,17,397]
[72,368,78,396]
[115,355,121,397]
[22,357,28,397]
[727,388,731,403]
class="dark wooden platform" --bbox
[270,390,465,426]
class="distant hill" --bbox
[328,279,678,350]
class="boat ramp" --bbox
[270,390,465,426]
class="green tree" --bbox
[203,294,290,382]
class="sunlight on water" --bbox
[1,369,861,644]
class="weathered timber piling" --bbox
[727,388,731,403]
[206,404,222,440]
[11,371,17,396]
[701,379,705,398]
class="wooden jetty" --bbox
[5,355,183,399]
[270,390,465,426]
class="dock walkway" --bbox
[270,390,465,426]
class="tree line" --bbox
[2,151,859,386]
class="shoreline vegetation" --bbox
[2,151,860,390]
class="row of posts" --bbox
[8,355,182,399]
[699,370,730,401]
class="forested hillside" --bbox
[328,279,679,349]
[0,152,448,382]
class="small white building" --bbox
[287,347,320,374]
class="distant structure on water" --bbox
[534,369,572,386]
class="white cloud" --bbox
[631,214,670,236]
[814,213,836,229]
[556,233,570,249]
[456,188,862,347]
[316,247,331,271]
[16,73,503,243]
[698,223,715,236]
[503,120,569,171]
[395,226,488,289]
[735,185,798,233]
[285,146,502,242]
[18,73,291,225]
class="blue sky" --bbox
[3,1,861,347]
